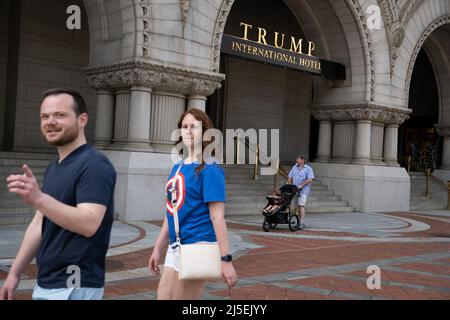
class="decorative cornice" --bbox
[435,125,450,137]
[85,60,225,96]
[310,103,412,125]
[211,0,234,72]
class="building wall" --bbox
[0,0,11,148]
[12,0,96,152]
[224,57,313,163]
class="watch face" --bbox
[221,255,232,262]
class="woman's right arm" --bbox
[148,215,169,275]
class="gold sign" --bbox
[240,22,316,57]
[221,21,346,80]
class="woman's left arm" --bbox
[209,201,238,288]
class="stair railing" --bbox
[423,168,450,210]
[233,136,284,181]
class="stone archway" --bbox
[211,0,372,103]
[0,0,95,152]
[82,0,150,65]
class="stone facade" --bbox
[1,0,449,219]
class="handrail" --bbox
[424,169,450,210]
[232,136,292,185]
[233,136,277,180]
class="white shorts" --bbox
[296,194,308,207]
[164,241,218,273]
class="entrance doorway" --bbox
[399,48,441,171]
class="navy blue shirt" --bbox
[36,144,116,289]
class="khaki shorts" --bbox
[296,194,308,207]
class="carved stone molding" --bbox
[347,0,375,101]
[141,0,151,58]
[405,15,450,103]
[310,103,411,125]
[377,0,428,74]
[435,125,450,137]
[181,0,191,28]
[211,0,234,72]
[85,60,225,96]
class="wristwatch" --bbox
[221,255,232,262]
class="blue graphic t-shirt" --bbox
[165,161,226,245]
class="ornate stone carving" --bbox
[347,0,375,101]
[85,60,225,96]
[181,0,191,28]
[405,15,450,104]
[310,103,411,125]
[377,0,430,74]
[435,125,450,137]
[211,0,234,72]
[141,0,151,58]
[377,0,402,72]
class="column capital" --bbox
[435,124,450,137]
[85,60,225,96]
[310,103,411,124]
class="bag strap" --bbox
[170,162,183,246]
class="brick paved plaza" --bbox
[1,210,449,300]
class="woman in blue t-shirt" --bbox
[148,108,238,300]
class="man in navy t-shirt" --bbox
[0,89,116,300]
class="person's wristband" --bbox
[221,255,232,262]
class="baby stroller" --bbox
[261,184,299,232]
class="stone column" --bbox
[187,95,207,112]
[332,121,355,163]
[316,120,332,162]
[353,120,372,165]
[111,90,130,149]
[435,125,450,169]
[384,124,400,167]
[126,87,152,151]
[149,92,186,153]
[94,90,115,148]
[371,123,385,165]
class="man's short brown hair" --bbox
[42,88,88,116]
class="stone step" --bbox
[226,194,342,203]
[410,203,447,210]
[0,206,35,215]
[306,206,356,213]
[225,208,266,216]
[307,200,349,208]
[0,213,34,225]
[226,200,349,210]
[226,184,273,191]
[0,167,47,174]
[225,205,357,215]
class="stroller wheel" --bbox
[289,215,299,232]
[262,220,271,232]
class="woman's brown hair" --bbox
[177,108,215,174]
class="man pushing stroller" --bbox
[288,155,314,230]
